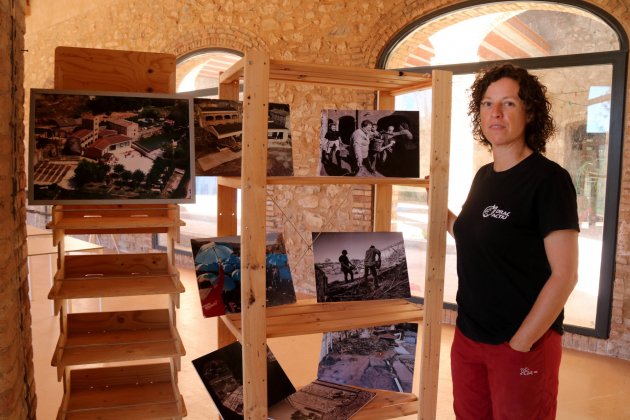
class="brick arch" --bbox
[166,28,270,59]
[359,0,628,69]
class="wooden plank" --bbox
[48,204,184,220]
[62,253,169,277]
[374,183,393,231]
[220,58,432,91]
[222,299,422,338]
[217,184,238,236]
[59,363,184,419]
[47,217,182,232]
[352,388,418,419]
[268,60,431,90]
[219,80,240,101]
[218,176,429,188]
[46,204,184,234]
[48,253,184,303]
[377,91,396,110]
[218,57,244,85]
[54,46,175,93]
[216,67,240,253]
[49,274,183,300]
[420,69,452,420]
[240,50,270,419]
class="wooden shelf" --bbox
[352,388,419,419]
[218,175,429,189]
[221,298,422,341]
[220,58,432,92]
[48,253,184,301]
[47,204,184,235]
[57,363,186,420]
[52,309,185,373]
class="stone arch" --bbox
[166,27,269,59]
[358,0,629,69]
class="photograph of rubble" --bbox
[318,109,420,177]
[192,341,295,420]
[28,89,194,204]
[194,98,293,176]
[191,233,297,318]
[268,379,375,420]
[312,232,411,303]
[318,323,418,393]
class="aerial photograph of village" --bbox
[28,90,194,204]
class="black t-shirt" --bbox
[453,152,579,344]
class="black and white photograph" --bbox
[318,109,420,177]
[192,341,296,420]
[268,379,375,420]
[191,233,297,318]
[318,324,418,393]
[312,232,411,303]
[28,89,194,204]
[194,98,293,176]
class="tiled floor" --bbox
[29,255,630,419]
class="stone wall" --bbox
[0,0,35,418]
[17,0,630,366]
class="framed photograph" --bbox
[269,380,375,419]
[194,98,294,176]
[192,341,296,420]
[317,324,418,393]
[191,233,297,318]
[312,232,411,302]
[318,109,420,177]
[28,89,194,204]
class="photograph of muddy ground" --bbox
[312,232,411,302]
[268,379,375,420]
[29,89,194,204]
[192,341,295,420]
[193,98,293,176]
[317,324,418,393]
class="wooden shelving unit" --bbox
[215,51,452,419]
[47,47,187,419]
[47,205,187,419]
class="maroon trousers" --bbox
[451,326,562,420]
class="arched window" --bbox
[176,48,242,93]
[156,49,243,254]
[380,1,627,337]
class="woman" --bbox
[449,63,579,419]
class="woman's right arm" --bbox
[446,209,457,237]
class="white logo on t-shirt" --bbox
[482,204,511,220]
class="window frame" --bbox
[377,0,629,338]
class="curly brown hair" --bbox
[468,63,555,153]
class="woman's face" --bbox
[479,77,529,150]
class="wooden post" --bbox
[373,91,396,231]
[419,70,452,420]
[217,78,239,238]
[216,79,240,348]
[240,50,270,419]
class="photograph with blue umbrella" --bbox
[191,233,297,318]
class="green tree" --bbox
[70,160,103,189]
[131,169,145,187]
